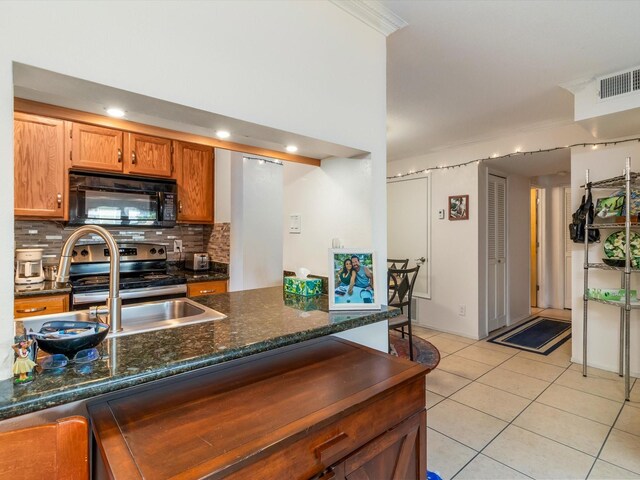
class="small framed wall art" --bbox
[328,249,380,310]
[449,194,469,220]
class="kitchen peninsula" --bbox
[1,287,401,420]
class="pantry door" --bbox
[488,174,507,332]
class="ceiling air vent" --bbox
[599,66,640,99]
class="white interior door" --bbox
[387,178,429,300]
[488,175,507,332]
[564,187,572,309]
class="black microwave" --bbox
[68,171,177,227]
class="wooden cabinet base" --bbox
[14,294,69,319]
[187,280,227,297]
[87,336,427,479]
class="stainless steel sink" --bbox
[19,298,227,337]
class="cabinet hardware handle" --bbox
[131,151,137,165]
[199,289,217,294]
[16,306,47,314]
[117,148,122,163]
[320,468,336,479]
[315,432,350,464]
[57,193,62,208]
[179,200,183,213]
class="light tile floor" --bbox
[416,309,640,480]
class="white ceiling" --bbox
[383,0,640,162]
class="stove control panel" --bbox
[70,243,169,263]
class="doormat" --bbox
[488,317,571,355]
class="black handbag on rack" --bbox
[569,186,600,244]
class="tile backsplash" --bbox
[15,221,230,264]
[207,223,230,263]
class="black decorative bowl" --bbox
[603,258,625,267]
[31,321,109,358]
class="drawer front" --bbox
[14,294,69,319]
[224,377,426,480]
[187,280,227,297]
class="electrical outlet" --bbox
[173,240,183,253]
[458,304,466,316]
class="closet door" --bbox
[488,175,507,332]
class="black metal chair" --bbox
[387,258,409,270]
[387,265,420,361]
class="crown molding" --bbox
[330,0,408,37]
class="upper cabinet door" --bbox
[174,141,214,224]
[14,113,66,218]
[71,123,123,172]
[125,133,173,178]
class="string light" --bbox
[386,137,640,180]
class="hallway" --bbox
[417,310,639,479]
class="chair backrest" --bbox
[387,265,420,308]
[0,415,89,479]
[387,258,409,270]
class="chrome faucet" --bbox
[56,225,122,333]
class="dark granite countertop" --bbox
[14,281,71,299]
[1,287,398,420]
[180,270,229,283]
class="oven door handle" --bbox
[72,284,188,306]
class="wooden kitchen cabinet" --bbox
[330,412,424,479]
[125,133,174,177]
[87,337,428,479]
[174,141,214,223]
[14,113,67,219]
[14,294,69,319]
[187,280,227,297]
[71,123,123,172]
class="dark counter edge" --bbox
[0,306,398,420]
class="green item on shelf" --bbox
[588,288,638,302]
[603,230,640,267]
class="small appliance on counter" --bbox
[185,253,210,271]
[15,248,44,285]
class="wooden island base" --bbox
[88,336,428,479]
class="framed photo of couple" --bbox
[329,249,380,310]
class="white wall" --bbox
[0,1,387,379]
[230,154,283,291]
[214,149,231,224]
[571,141,640,376]
[282,158,374,277]
[388,124,595,339]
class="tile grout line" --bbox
[458,349,589,479]
[586,402,630,479]
[420,319,637,479]
[442,344,542,478]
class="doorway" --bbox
[530,188,538,308]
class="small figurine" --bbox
[12,339,37,384]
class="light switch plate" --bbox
[289,214,302,234]
[438,209,445,219]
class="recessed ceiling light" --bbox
[285,145,298,153]
[106,107,125,118]
[216,130,230,139]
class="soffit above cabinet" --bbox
[13,63,368,162]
